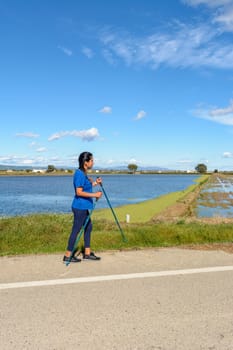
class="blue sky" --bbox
[1,0,233,171]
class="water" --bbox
[197,205,233,218]
[196,175,233,218]
[0,174,199,217]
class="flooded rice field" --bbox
[195,174,233,218]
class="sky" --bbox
[1,0,233,171]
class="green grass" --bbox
[0,214,72,255]
[1,212,233,256]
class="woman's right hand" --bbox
[95,191,103,199]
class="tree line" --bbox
[128,163,208,174]
[46,163,209,174]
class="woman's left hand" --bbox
[96,177,102,185]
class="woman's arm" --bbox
[76,187,102,199]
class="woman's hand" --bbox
[92,177,102,186]
[96,177,102,185]
[95,191,103,199]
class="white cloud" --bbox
[128,158,138,164]
[106,159,115,165]
[99,106,112,114]
[0,156,13,162]
[58,46,73,56]
[209,100,233,116]
[193,100,233,125]
[182,0,232,8]
[214,6,233,31]
[21,159,34,165]
[36,147,47,152]
[48,127,99,142]
[0,153,76,167]
[99,21,233,69]
[82,47,94,58]
[134,110,146,120]
[16,132,39,138]
[102,49,116,65]
[182,0,233,31]
[177,159,193,163]
[0,155,34,165]
[223,151,233,158]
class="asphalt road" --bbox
[1,248,233,350]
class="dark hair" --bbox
[78,152,93,171]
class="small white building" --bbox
[32,169,46,173]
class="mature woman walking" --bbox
[63,151,102,263]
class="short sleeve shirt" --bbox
[71,169,93,210]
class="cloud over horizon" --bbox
[99,106,112,114]
[223,151,233,158]
[134,110,146,120]
[82,47,94,58]
[193,99,233,125]
[16,132,40,138]
[48,127,99,142]
[58,46,73,56]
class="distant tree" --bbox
[47,165,56,173]
[128,164,138,173]
[195,163,207,174]
[214,169,218,173]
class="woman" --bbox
[63,152,103,263]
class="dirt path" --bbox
[152,185,200,222]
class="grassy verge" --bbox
[1,211,233,256]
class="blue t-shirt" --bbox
[71,169,93,210]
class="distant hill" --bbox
[0,164,36,170]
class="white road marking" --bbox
[1,265,233,290]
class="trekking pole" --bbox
[99,181,127,243]
[66,200,98,267]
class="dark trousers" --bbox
[67,208,92,252]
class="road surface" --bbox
[1,248,233,350]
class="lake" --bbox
[0,174,199,217]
